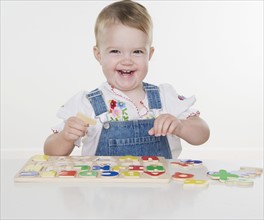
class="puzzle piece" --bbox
[141,156,159,162]
[41,170,57,178]
[58,170,77,177]
[144,172,165,177]
[24,164,43,172]
[208,170,239,182]
[146,165,165,172]
[74,165,90,170]
[121,171,140,178]
[225,178,254,187]
[170,161,192,169]
[112,165,126,171]
[180,159,203,165]
[101,171,119,177]
[229,170,257,178]
[19,171,39,177]
[170,159,203,169]
[92,165,110,171]
[76,112,97,125]
[128,165,144,172]
[119,155,139,162]
[183,179,209,188]
[172,172,194,181]
[79,171,97,178]
[240,167,263,176]
[32,155,49,162]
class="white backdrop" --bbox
[1,0,263,158]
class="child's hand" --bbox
[61,117,88,142]
[148,114,182,137]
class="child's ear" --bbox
[93,46,101,63]
[149,47,155,60]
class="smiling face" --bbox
[93,23,154,94]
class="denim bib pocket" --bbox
[108,136,169,157]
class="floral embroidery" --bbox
[110,100,117,109]
[109,99,129,121]
[178,95,186,101]
[187,111,200,118]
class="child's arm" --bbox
[148,114,210,145]
[44,117,88,156]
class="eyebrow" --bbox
[105,46,148,51]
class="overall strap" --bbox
[143,82,162,110]
[86,88,108,116]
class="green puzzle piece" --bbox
[74,165,90,170]
[210,169,239,182]
[146,165,164,172]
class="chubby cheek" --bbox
[100,61,116,82]
[100,55,116,69]
[138,59,149,74]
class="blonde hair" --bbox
[94,0,153,46]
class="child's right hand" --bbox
[61,117,88,142]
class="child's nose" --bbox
[120,54,133,65]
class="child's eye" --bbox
[110,50,120,54]
[133,50,144,54]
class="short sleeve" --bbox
[159,84,200,119]
[55,91,94,120]
[50,91,95,147]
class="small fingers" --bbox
[63,117,88,141]
[149,114,180,137]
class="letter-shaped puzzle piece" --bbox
[24,164,43,172]
[76,112,97,125]
[121,171,140,178]
[58,170,77,177]
[144,171,165,177]
[180,159,203,165]
[146,165,164,172]
[74,165,90,171]
[229,170,257,178]
[225,178,254,187]
[170,162,192,169]
[240,167,263,176]
[19,171,39,177]
[101,171,119,177]
[141,156,159,162]
[32,155,49,162]
[79,171,97,178]
[128,165,144,172]
[119,155,138,162]
[208,170,239,182]
[183,179,209,188]
[112,165,126,171]
[172,172,194,181]
[92,165,110,171]
[41,170,57,177]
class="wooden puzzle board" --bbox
[14,155,171,183]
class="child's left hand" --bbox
[148,114,182,137]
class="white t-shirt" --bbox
[52,82,199,158]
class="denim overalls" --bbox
[87,82,172,159]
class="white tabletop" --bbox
[1,157,263,219]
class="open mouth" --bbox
[118,70,135,76]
